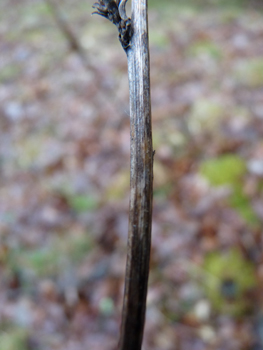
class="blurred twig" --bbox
[44,0,91,70]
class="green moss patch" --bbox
[203,249,256,316]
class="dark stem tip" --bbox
[92,0,132,50]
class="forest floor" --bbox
[1,0,263,349]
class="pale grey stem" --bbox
[118,0,153,349]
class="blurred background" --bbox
[1,0,263,349]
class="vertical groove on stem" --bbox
[118,0,153,349]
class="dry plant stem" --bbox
[118,0,153,349]
[92,0,152,347]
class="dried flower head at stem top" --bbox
[92,0,132,50]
